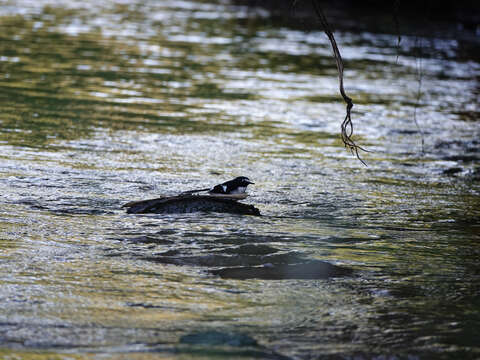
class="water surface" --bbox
[0,0,479,359]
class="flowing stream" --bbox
[0,0,479,359]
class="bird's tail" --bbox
[180,188,211,195]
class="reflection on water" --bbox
[0,0,479,358]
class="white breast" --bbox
[230,186,246,194]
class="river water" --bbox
[0,0,479,359]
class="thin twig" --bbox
[311,0,368,165]
[393,0,402,63]
[413,36,425,154]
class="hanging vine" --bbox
[311,0,368,165]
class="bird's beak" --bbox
[247,181,255,184]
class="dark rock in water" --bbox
[443,155,479,162]
[210,260,353,280]
[141,251,306,268]
[177,330,292,359]
[180,331,257,347]
[122,194,260,216]
[128,235,174,245]
[443,167,463,175]
[470,167,480,181]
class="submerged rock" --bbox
[141,251,306,267]
[180,331,257,347]
[122,194,260,216]
[177,330,291,359]
[210,260,353,280]
[443,167,463,175]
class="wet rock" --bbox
[156,249,180,256]
[442,167,463,175]
[122,194,260,216]
[452,110,480,122]
[141,251,305,268]
[210,260,353,280]
[443,155,479,162]
[126,302,174,310]
[128,235,174,245]
[468,167,480,181]
[218,244,279,255]
[176,330,292,360]
[435,139,465,149]
[180,331,257,347]
[17,199,47,210]
[390,129,421,135]
[436,139,480,163]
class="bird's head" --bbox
[234,176,254,186]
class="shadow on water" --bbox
[0,0,479,359]
[116,230,354,280]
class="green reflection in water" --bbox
[0,6,258,148]
[0,0,479,359]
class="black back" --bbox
[209,176,254,194]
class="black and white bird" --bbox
[184,176,254,195]
[209,176,254,194]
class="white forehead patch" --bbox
[222,185,227,192]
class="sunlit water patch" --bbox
[0,0,479,359]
